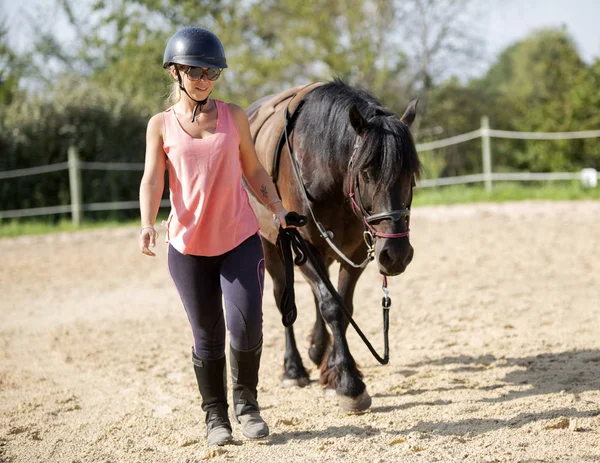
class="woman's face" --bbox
[172,65,220,100]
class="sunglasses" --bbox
[182,66,222,81]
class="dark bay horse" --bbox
[245,80,421,412]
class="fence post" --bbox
[481,116,492,192]
[68,146,82,227]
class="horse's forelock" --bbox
[355,115,421,192]
[295,80,420,188]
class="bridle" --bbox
[283,106,414,269]
[347,137,414,261]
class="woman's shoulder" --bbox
[220,101,247,121]
[148,106,173,120]
[146,111,168,137]
[213,99,241,112]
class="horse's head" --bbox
[348,100,420,276]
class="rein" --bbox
[276,224,392,365]
[283,107,371,268]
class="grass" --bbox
[0,212,169,238]
[2,182,599,238]
[0,218,140,238]
[413,181,600,206]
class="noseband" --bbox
[348,138,413,249]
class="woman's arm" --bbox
[139,113,166,256]
[229,103,290,227]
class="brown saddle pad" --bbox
[248,82,324,178]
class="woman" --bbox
[138,27,291,447]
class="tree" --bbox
[481,27,600,172]
[0,75,149,220]
[418,77,491,177]
[0,20,23,106]
[19,0,487,115]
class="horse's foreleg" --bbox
[329,262,371,411]
[262,238,309,388]
[308,286,331,366]
[336,262,364,333]
[299,253,371,412]
[321,304,371,412]
[322,261,364,371]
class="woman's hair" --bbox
[168,81,181,106]
[168,65,182,106]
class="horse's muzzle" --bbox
[376,240,414,276]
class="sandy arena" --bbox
[1,200,599,463]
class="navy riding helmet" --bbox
[163,27,228,69]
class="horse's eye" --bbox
[360,171,371,182]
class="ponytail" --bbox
[167,65,182,106]
[168,82,181,106]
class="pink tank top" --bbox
[162,100,259,256]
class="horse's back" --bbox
[245,93,277,123]
[246,83,323,177]
[244,83,323,244]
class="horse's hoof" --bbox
[282,376,309,388]
[337,388,372,413]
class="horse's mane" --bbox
[295,79,421,190]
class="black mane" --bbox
[295,79,420,190]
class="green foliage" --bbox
[0,20,24,106]
[23,0,415,110]
[418,78,491,178]
[230,0,409,107]
[419,27,600,176]
[480,28,600,172]
[0,75,153,220]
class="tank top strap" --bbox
[162,107,179,143]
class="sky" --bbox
[481,0,600,64]
[2,0,599,67]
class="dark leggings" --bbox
[167,233,265,359]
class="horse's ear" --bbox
[400,99,419,127]
[349,104,369,136]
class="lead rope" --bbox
[381,275,391,363]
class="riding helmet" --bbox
[163,27,228,69]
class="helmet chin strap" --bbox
[176,70,211,122]
[190,99,208,123]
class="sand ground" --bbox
[1,200,599,463]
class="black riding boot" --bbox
[230,341,270,439]
[192,351,233,446]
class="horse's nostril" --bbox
[379,249,392,268]
[378,244,414,273]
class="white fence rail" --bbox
[1,118,599,225]
[418,172,589,188]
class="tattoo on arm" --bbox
[260,184,268,199]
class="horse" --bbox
[245,79,421,412]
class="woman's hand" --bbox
[271,203,292,229]
[139,226,158,256]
